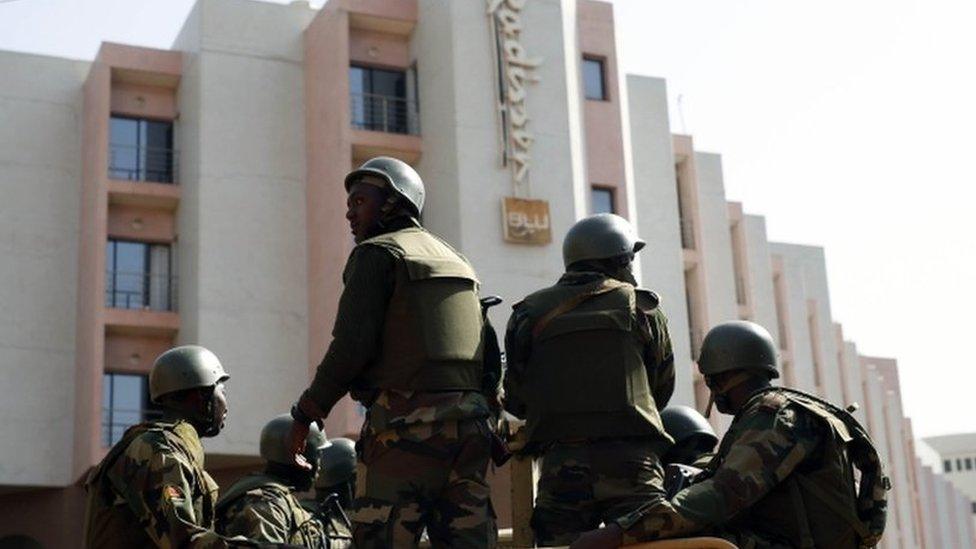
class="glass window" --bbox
[109,116,175,183]
[583,57,607,100]
[945,459,952,472]
[591,186,615,214]
[105,240,172,310]
[957,458,963,471]
[966,457,973,470]
[102,373,160,447]
[349,65,409,133]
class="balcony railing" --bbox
[105,270,178,312]
[102,406,163,447]
[680,218,696,250]
[350,92,420,135]
[109,144,178,184]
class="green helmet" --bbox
[562,213,646,268]
[260,414,328,466]
[149,345,230,403]
[697,321,779,379]
[661,405,718,448]
[344,156,425,217]
[315,437,357,489]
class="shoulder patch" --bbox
[634,288,661,311]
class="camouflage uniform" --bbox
[505,269,675,547]
[300,218,495,549]
[84,419,234,548]
[216,472,326,546]
[616,387,864,548]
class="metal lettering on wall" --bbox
[487,0,543,190]
[502,197,552,245]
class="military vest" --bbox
[356,227,484,392]
[716,388,865,548]
[517,276,671,444]
[216,473,325,546]
[83,420,218,549]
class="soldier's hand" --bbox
[569,524,623,549]
[287,419,312,470]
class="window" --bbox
[945,459,952,472]
[582,57,607,100]
[349,65,416,134]
[102,373,160,446]
[105,240,173,311]
[109,116,175,183]
[967,457,973,471]
[591,186,615,214]
[957,458,963,471]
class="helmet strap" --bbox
[704,370,754,417]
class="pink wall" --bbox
[578,0,628,217]
[104,334,174,375]
[0,486,87,547]
[110,83,178,120]
[107,203,176,243]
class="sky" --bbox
[0,0,972,437]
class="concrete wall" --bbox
[742,214,779,339]
[626,75,694,407]
[415,0,586,332]
[693,152,737,328]
[173,0,316,456]
[770,245,816,393]
[0,51,88,486]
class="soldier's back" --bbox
[217,472,325,545]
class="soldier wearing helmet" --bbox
[287,157,496,548]
[84,345,241,547]
[300,438,357,549]
[660,405,718,468]
[504,213,676,546]
[215,414,328,545]
[572,321,885,549]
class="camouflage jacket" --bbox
[617,387,861,548]
[216,472,325,546]
[300,497,354,549]
[83,419,234,548]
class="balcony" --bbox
[105,270,178,312]
[102,406,162,447]
[109,144,178,184]
[680,218,696,250]
[350,92,420,135]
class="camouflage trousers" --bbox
[350,417,497,549]
[532,438,668,547]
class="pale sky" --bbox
[1,0,972,438]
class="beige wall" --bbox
[0,51,87,487]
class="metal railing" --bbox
[102,407,163,447]
[105,270,178,311]
[350,92,420,135]
[680,218,696,250]
[109,144,179,183]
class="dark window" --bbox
[966,457,973,470]
[105,240,173,310]
[972,501,976,514]
[109,116,175,183]
[591,186,615,214]
[958,458,964,471]
[102,373,161,447]
[945,459,952,472]
[582,57,607,100]
[350,65,416,134]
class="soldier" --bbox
[660,405,717,468]
[216,414,328,545]
[301,438,357,548]
[84,345,239,547]
[571,321,888,549]
[286,157,496,548]
[504,213,676,546]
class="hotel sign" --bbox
[487,0,542,188]
[502,197,551,245]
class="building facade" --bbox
[0,0,972,546]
